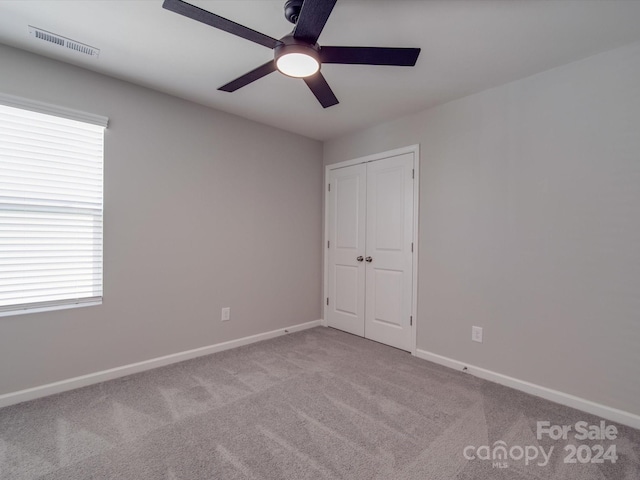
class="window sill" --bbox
[0,300,103,318]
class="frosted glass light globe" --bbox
[276,52,320,78]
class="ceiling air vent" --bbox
[28,26,100,58]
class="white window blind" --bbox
[0,101,105,315]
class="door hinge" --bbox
[410,316,413,326]
[327,240,330,248]
[326,297,329,306]
[328,183,331,191]
[412,169,415,179]
[411,242,414,253]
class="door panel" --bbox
[364,153,414,351]
[327,164,366,336]
[336,176,360,249]
[374,167,404,251]
[334,265,359,315]
[373,269,403,326]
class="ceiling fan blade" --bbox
[320,46,421,66]
[293,0,337,44]
[304,72,339,108]
[218,61,277,92]
[163,0,278,49]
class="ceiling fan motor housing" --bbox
[284,0,304,24]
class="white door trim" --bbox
[323,144,420,355]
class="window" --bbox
[0,94,107,316]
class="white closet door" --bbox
[364,153,414,351]
[326,164,366,336]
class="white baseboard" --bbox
[415,348,640,431]
[0,319,322,409]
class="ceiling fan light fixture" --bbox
[276,52,319,78]
[274,37,320,78]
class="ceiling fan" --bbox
[162,0,421,108]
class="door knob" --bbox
[365,256,373,263]
[356,256,364,262]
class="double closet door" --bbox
[326,152,415,351]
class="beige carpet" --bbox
[1,327,638,479]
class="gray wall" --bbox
[324,41,640,416]
[0,44,323,395]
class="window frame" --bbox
[0,93,108,317]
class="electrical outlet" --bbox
[472,326,483,343]
[221,307,230,322]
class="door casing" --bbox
[323,145,420,355]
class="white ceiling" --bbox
[1,0,640,140]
